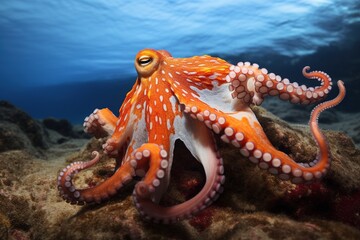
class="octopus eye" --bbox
[138,56,152,66]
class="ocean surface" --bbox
[1,0,359,123]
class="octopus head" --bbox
[134,49,172,78]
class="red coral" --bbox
[279,182,333,218]
[331,191,360,228]
[9,229,30,240]
[285,182,331,202]
[87,179,98,188]
[177,173,204,200]
[188,206,215,232]
[280,182,360,228]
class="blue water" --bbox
[1,0,359,122]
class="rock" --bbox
[0,101,49,153]
[0,122,34,152]
[42,118,74,137]
[0,211,10,240]
[42,118,89,139]
[0,101,89,153]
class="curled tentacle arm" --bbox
[57,151,135,204]
[83,108,118,138]
[129,143,170,203]
[309,80,346,161]
[182,80,345,184]
[226,62,333,106]
[82,107,131,158]
[93,82,141,155]
[132,125,225,223]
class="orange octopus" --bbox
[58,49,345,223]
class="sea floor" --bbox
[1,101,360,240]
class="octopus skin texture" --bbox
[57,49,346,223]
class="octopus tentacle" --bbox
[183,80,345,183]
[57,151,135,204]
[83,108,118,138]
[101,81,143,155]
[129,143,170,203]
[309,80,346,160]
[226,63,332,106]
[132,126,225,223]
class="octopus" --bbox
[57,49,345,223]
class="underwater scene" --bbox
[1,0,360,239]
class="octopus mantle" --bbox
[58,49,345,223]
